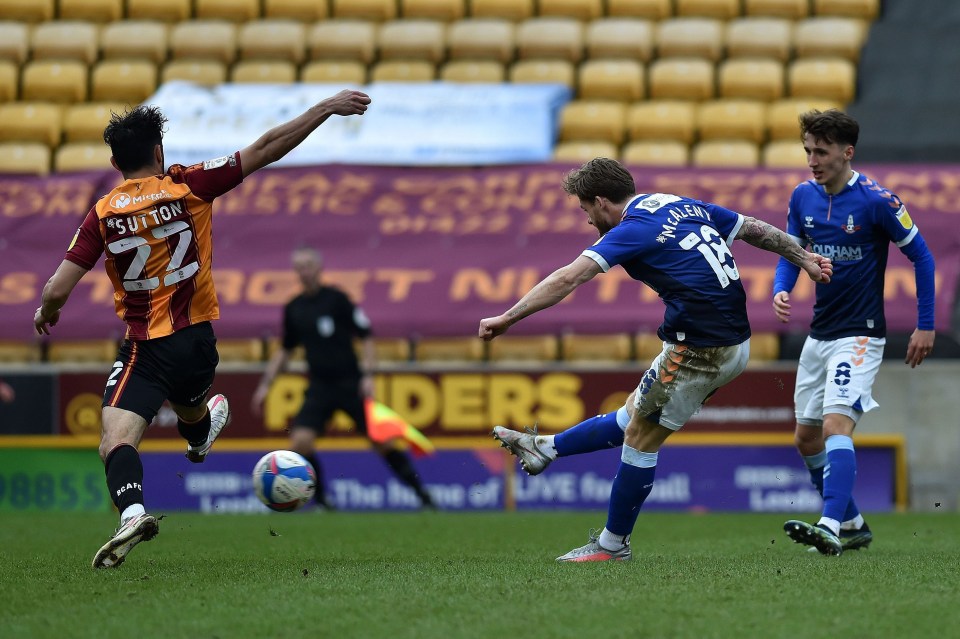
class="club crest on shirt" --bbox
[842,214,861,234]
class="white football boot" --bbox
[92,513,159,569]
[186,394,231,463]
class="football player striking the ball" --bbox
[34,89,371,568]
[774,110,936,555]
[481,157,833,562]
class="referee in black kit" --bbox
[252,247,435,510]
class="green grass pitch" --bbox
[1,511,958,639]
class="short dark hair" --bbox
[103,106,168,172]
[799,109,859,148]
[561,157,636,203]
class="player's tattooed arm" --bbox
[737,216,832,283]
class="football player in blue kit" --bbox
[775,110,936,555]
[480,158,834,562]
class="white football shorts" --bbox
[794,335,885,426]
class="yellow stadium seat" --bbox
[401,0,465,21]
[371,60,436,82]
[0,340,42,362]
[744,0,808,19]
[195,0,260,22]
[0,0,53,22]
[608,0,672,19]
[440,60,505,82]
[91,60,158,102]
[447,19,515,62]
[697,99,768,144]
[766,98,843,139]
[170,21,237,64]
[63,102,124,142]
[813,0,878,20]
[538,0,603,21]
[332,0,397,21]
[0,22,29,64]
[516,18,584,63]
[31,21,99,65]
[718,58,785,101]
[649,58,715,101]
[0,102,62,146]
[215,338,265,363]
[127,0,191,22]
[0,60,15,102]
[364,337,412,363]
[488,335,558,363]
[101,21,169,65]
[553,141,619,162]
[762,139,807,168]
[561,334,633,362]
[621,140,689,166]
[691,140,760,168]
[634,333,664,361]
[657,18,725,62]
[585,18,655,62]
[238,20,307,63]
[788,58,856,103]
[578,59,644,102]
[0,142,50,174]
[55,141,112,172]
[626,100,697,143]
[794,17,869,62]
[264,0,328,20]
[748,333,780,361]
[560,101,627,144]
[47,339,118,363]
[725,18,793,62]
[676,0,741,19]
[22,61,88,103]
[301,60,367,84]
[378,20,447,63]
[231,60,297,83]
[509,59,575,88]
[470,0,533,21]
[307,20,378,64]
[162,60,228,86]
[412,337,485,362]
[59,0,122,21]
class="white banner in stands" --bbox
[143,81,572,167]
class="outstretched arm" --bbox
[34,260,88,335]
[736,216,833,284]
[241,89,371,177]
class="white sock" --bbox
[598,527,629,550]
[121,504,145,524]
[841,514,865,531]
[534,435,558,460]
[817,517,841,536]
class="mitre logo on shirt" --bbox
[109,193,132,209]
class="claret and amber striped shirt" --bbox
[65,153,243,341]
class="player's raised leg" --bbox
[180,394,232,463]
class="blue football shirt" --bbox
[582,193,751,347]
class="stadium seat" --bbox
[488,335,558,363]
[63,102,125,141]
[745,0,809,19]
[470,0,533,21]
[215,338,265,363]
[401,0,465,21]
[170,21,238,64]
[0,0,53,22]
[231,60,297,83]
[553,141,619,162]
[585,18,655,62]
[725,18,793,62]
[813,0,878,20]
[748,332,780,361]
[0,340,42,362]
[538,0,603,21]
[0,103,62,146]
[447,19,515,62]
[412,336,485,362]
[101,21,169,65]
[238,20,307,63]
[578,59,644,102]
[0,60,15,102]
[697,100,768,144]
[560,101,627,144]
[608,0,672,19]
[332,0,397,21]
[301,60,367,84]
[691,140,760,168]
[766,98,843,139]
[31,21,99,65]
[440,60,505,82]
[762,139,807,168]
[54,141,112,172]
[561,333,633,362]
[21,61,88,103]
[371,60,436,82]
[264,0,328,20]
[127,0,191,22]
[91,60,158,102]
[307,21,378,64]
[364,337,412,363]
[794,17,869,62]
[788,58,856,103]
[509,60,575,88]
[59,0,121,22]
[676,0,741,19]
[0,142,51,174]
[648,58,715,101]
[195,0,260,22]
[718,58,785,101]
[0,22,29,64]
[378,20,447,63]
[516,18,584,63]
[626,100,697,143]
[621,140,689,166]
[656,18,725,62]
[634,333,664,361]
[47,339,118,363]
[162,60,228,86]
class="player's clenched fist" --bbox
[322,90,371,116]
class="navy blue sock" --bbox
[605,447,657,537]
[822,435,857,523]
[554,411,625,457]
